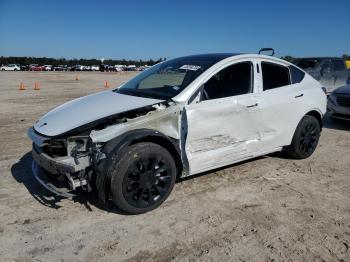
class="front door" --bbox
[184,61,262,174]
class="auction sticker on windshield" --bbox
[180,65,201,71]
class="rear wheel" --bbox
[285,115,320,159]
[109,142,177,214]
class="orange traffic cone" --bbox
[34,82,40,90]
[19,82,26,91]
[104,80,110,88]
[75,75,79,81]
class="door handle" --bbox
[246,103,258,108]
[295,94,304,98]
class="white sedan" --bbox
[28,51,327,214]
[0,64,20,71]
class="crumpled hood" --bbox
[34,91,163,137]
[333,85,350,95]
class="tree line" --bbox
[1,55,349,66]
[0,56,166,66]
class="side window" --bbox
[289,65,305,84]
[262,62,290,91]
[333,59,346,71]
[202,62,252,100]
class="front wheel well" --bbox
[305,110,323,130]
[95,130,184,205]
[129,135,183,179]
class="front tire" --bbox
[109,142,177,214]
[285,115,320,159]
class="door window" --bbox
[202,62,253,100]
[289,65,305,84]
[262,62,290,91]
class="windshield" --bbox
[115,56,220,100]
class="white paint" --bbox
[30,54,327,177]
[0,64,20,71]
[34,91,163,137]
[182,55,326,175]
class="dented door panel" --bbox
[184,94,262,174]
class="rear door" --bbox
[255,60,308,151]
[184,60,262,174]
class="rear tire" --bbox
[284,115,320,159]
[109,142,177,214]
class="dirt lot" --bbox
[0,71,350,262]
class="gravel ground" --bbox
[0,71,349,262]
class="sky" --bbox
[0,0,349,60]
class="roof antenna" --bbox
[258,48,275,56]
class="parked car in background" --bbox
[100,64,116,72]
[114,65,126,71]
[70,65,85,71]
[292,57,350,93]
[20,65,30,71]
[125,65,137,71]
[43,65,52,71]
[113,65,123,72]
[29,64,44,71]
[91,65,100,71]
[327,84,350,121]
[85,65,100,71]
[52,65,69,71]
[28,52,327,214]
[0,64,20,71]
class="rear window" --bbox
[262,62,290,91]
[289,65,305,84]
[333,59,346,71]
[294,59,319,70]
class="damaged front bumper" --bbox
[31,161,76,198]
[28,127,93,197]
[31,145,88,197]
[31,143,78,174]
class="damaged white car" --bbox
[28,52,327,214]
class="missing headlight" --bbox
[67,136,90,157]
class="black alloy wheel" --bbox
[298,121,319,155]
[122,155,172,208]
[285,115,320,159]
[109,142,177,214]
